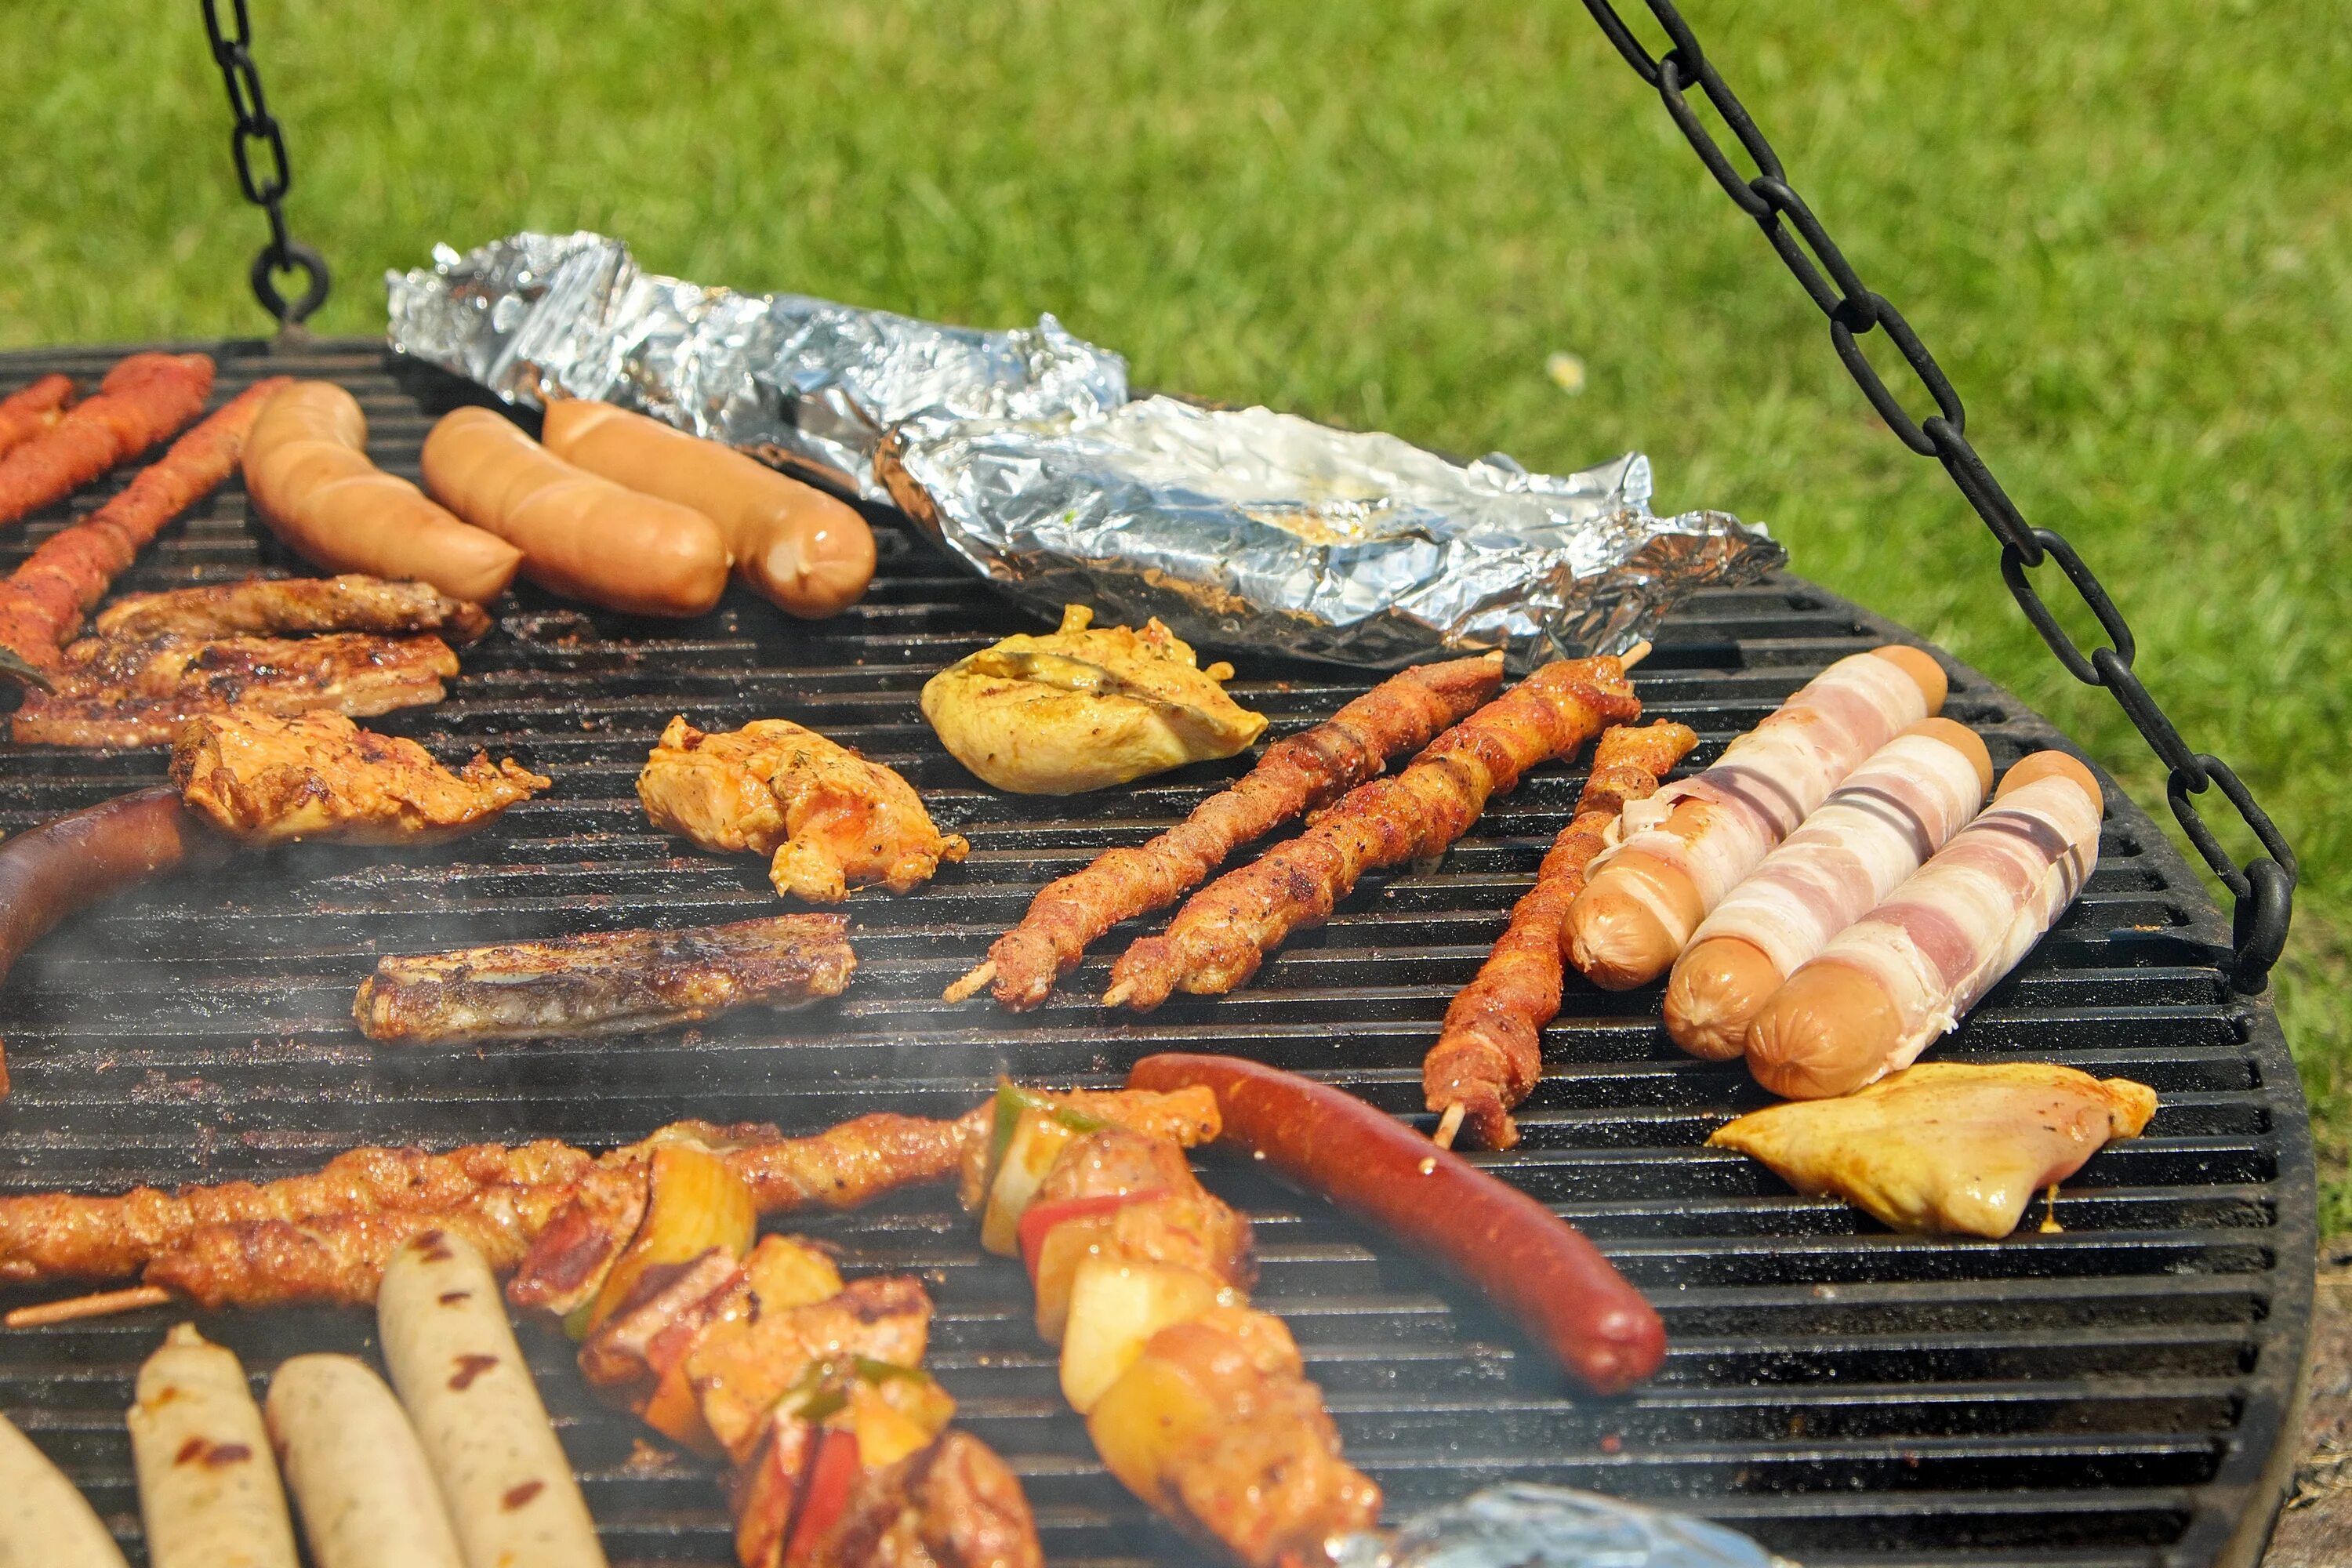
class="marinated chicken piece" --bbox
[1708,1061,2158,1237]
[638,714,968,902]
[13,632,461,747]
[813,1430,1044,1568]
[921,604,1268,793]
[689,1273,935,1464]
[170,709,547,844]
[94,573,492,643]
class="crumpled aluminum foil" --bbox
[385,230,1128,498]
[879,397,1784,669]
[1335,1484,1796,1568]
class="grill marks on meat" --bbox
[956,653,1505,1011]
[352,913,856,1044]
[1109,655,1643,1008]
[0,353,214,527]
[96,573,492,644]
[1424,720,1698,1149]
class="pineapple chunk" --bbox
[1058,1258,1229,1413]
[1086,1352,1218,1510]
[743,1234,843,1312]
[844,1374,957,1468]
[1031,1210,1122,1345]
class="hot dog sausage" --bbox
[1663,717,1991,1059]
[1565,645,1946,991]
[1124,1052,1664,1395]
[241,383,521,604]
[127,1324,299,1568]
[541,401,873,619]
[264,1355,465,1568]
[1744,751,2104,1099]
[0,1410,129,1568]
[420,408,730,618]
[377,1229,607,1568]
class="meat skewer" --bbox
[946,652,1505,1010]
[0,354,214,527]
[1422,719,1697,1150]
[0,375,74,460]
[1105,652,1644,1010]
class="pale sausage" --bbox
[126,1323,299,1568]
[0,1410,128,1568]
[264,1355,465,1568]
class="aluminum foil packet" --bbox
[879,397,1784,669]
[385,230,1128,498]
[1335,1484,1796,1568]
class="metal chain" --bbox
[200,0,329,325]
[1581,0,2296,993]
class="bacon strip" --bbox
[0,376,74,461]
[950,653,1504,1010]
[0,377,289,671]
[0,353,213,528]
[1423,720,1697,1149]
[1106,655,1643,1010]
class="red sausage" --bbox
[0,786,227,1096]
[1125,1052,1665,1395]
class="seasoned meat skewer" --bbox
[947,652,1504,1011]
[0,375,73,460]
[0,353,214,528]
[1106,654,1643,1009]
[1423,719,1697,1150]
[94,574,492,644]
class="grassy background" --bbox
[4,1,2345,1223]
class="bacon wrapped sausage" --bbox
[0,375,73,461]
[1564,645,1947,990]
[0,353,213,527]
[1664,717,1992,1060]
[950,653,1504,1010]
[1107,655,1642,1010]
[1423,719,1697,1149]
[1745,751,2104,1098]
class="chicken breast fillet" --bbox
[638,715,967,902]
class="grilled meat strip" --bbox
[0,353,214,528]
[11,630,459,747]
[96,573,492,644]
[1108,655,1643,1008]
[1423,720,1697,1149]
[0,375,73,461]
[353,913,857,1044]
[951,653,1505,1011]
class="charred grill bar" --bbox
[0,339,2315,1566]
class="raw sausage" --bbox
[241,383,521,604]
[1124,1052,1664,1395]
[1744,751,2104,1099]
[376,1229,608,1568]
[541,400,873,619]
[1663,717,1991,1059]
[420,408,730,617]
[264,1354,466,1568]
[0,1410,128,1568]
[1565,645,1946,991]
[126,1324,299,1568]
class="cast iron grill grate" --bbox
[0,340,2314,1568]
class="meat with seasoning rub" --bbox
[95,573,492,644]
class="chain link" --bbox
[1581,0,2296,992]
[201,0,328,325]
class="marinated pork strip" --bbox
[0,376,73,461]
[126,1324,299,1568]
[96,574,492,644]
[949,652,1505,1011]
[0,378,288,672]
[1565,646,1947,990]
[1663,718,1991,1060]
[1423,719,1698,1149]
[353,913,857,1045]
[0,1410,130,1568]
[1108,655,1642,1009]
[0,353,213,528]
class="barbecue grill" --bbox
[0,336,2314,1567]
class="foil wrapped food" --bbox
[385,230,1127,498]
[1336,1485,1795,1568]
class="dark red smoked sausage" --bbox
[1126,1051,1665,1395]
[0,786,226,1095]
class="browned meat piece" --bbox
[690,1273,935,1464]
[815,1430,1044,1568]
[0,353,213,527]
[171,709,547,844]
[143,1207,549,1309]
[95,573,493,644]
[351,913,855,1045]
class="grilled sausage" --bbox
[377,1229,607,1568]
[264,1355,466,1568]
[126,1324,299,1568]
[1124,1053,1664,1395]
[541,400,873,619]
[420,408,730,618]
[242,383,522,604]
[0,1410,129,1568]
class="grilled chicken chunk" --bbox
[638,715,968,902]
[94,573,492,644]
[171,709,547,844]
[818,1430,1044,1568]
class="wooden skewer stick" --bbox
[942,960,996,1004]
[5,1284,174,1329]
[1432,1102,1466,1150]
[1617,639,1653,671]
[1100,980,1135,1011]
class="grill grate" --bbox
[0,339,2313,1568]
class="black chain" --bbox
[1581,0,2296,993]
[200,0,328,326]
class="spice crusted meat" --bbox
[0,352,214,528]
[95,572,492,644]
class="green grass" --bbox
[5,1,2347,1221]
